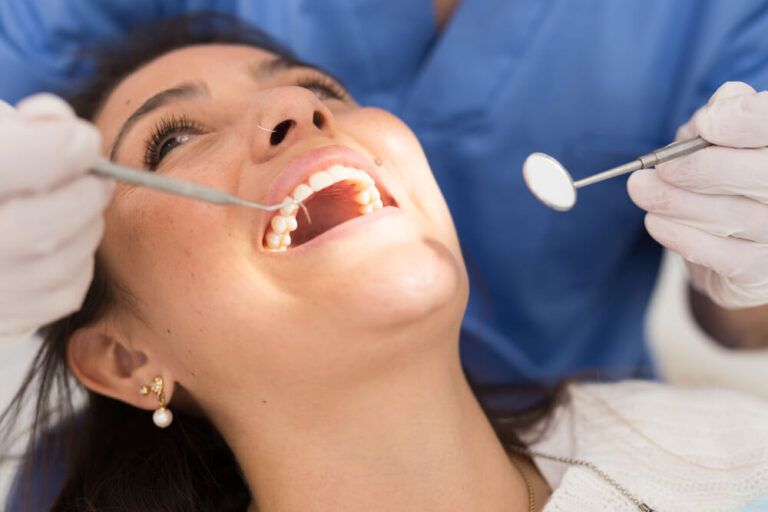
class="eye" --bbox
[144,115,205,171]
[158,133,193,161]
[296,74,349,101]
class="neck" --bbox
[216,324,528,512]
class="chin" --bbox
[333,236,466,330]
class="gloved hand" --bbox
[628,81,768,309]
[0,94,112,342]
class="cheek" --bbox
[344,108,423,167]
[102,140,251,303]
[340,109,445,210]
[342,109,464,258]
[101,184,319,387]
[101,187,266,336]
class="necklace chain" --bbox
[508,456,535,512]
[507,444,657,512]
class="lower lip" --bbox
[263,206,402,256]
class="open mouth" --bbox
[263,165,397,251]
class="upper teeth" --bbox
[264,165,384,251]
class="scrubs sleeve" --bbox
[680,2,768,122]
[712,2,768,90]
[0,0,206,103]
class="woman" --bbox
[2,14,767,512]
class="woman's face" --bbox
[93,44,467,415]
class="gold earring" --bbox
[139,375,173,428]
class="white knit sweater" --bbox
[528,381,768,512]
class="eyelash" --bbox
[295,74,349,101]
[143,74,349,170]
[144,114,205,171]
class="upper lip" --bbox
[256,144,395,243]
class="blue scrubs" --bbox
[2,0,768,385]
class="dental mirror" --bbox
[523,136,712,212]
[522,153,577,211]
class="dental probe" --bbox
[523,136,712,211]
[90,158,308,219]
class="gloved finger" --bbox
[686,262,768,309]
[0,100,14,118]
[674,113,699,142]
[15,93,75,122]
[0,259,91,318]
[628,169,768,243]
[0,258,94,329]
[0,175,112,260]
[0,117,102,194]
[644,214,768,285]
[672,82,758,143]
[0,218,103,293]
[39,259,95,321]
[694,87,768,148]
[706,81,757,105]
[0,175,113,261]
[654,146,768,202]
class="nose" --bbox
[249,87,336,163]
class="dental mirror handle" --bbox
[90,158,293,212]
[573,136,712,189]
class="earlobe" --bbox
[67,324,171,411]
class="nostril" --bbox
[312,111,325,129]
[270,120,294,146]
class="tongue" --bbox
[290,181,363,246]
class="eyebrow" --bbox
[108,81,209,161]
[108,56,317,162]
[249,54,318,78]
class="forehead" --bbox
[96,44,275,135]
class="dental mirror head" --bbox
[522,152,577,212]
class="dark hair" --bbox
[0,12,560,511]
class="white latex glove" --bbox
[628,81,768,309]
[0,94,112,342]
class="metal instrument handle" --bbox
[638,137,712,168]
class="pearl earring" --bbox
[139,375,173,428]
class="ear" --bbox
[67,323,176,411]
